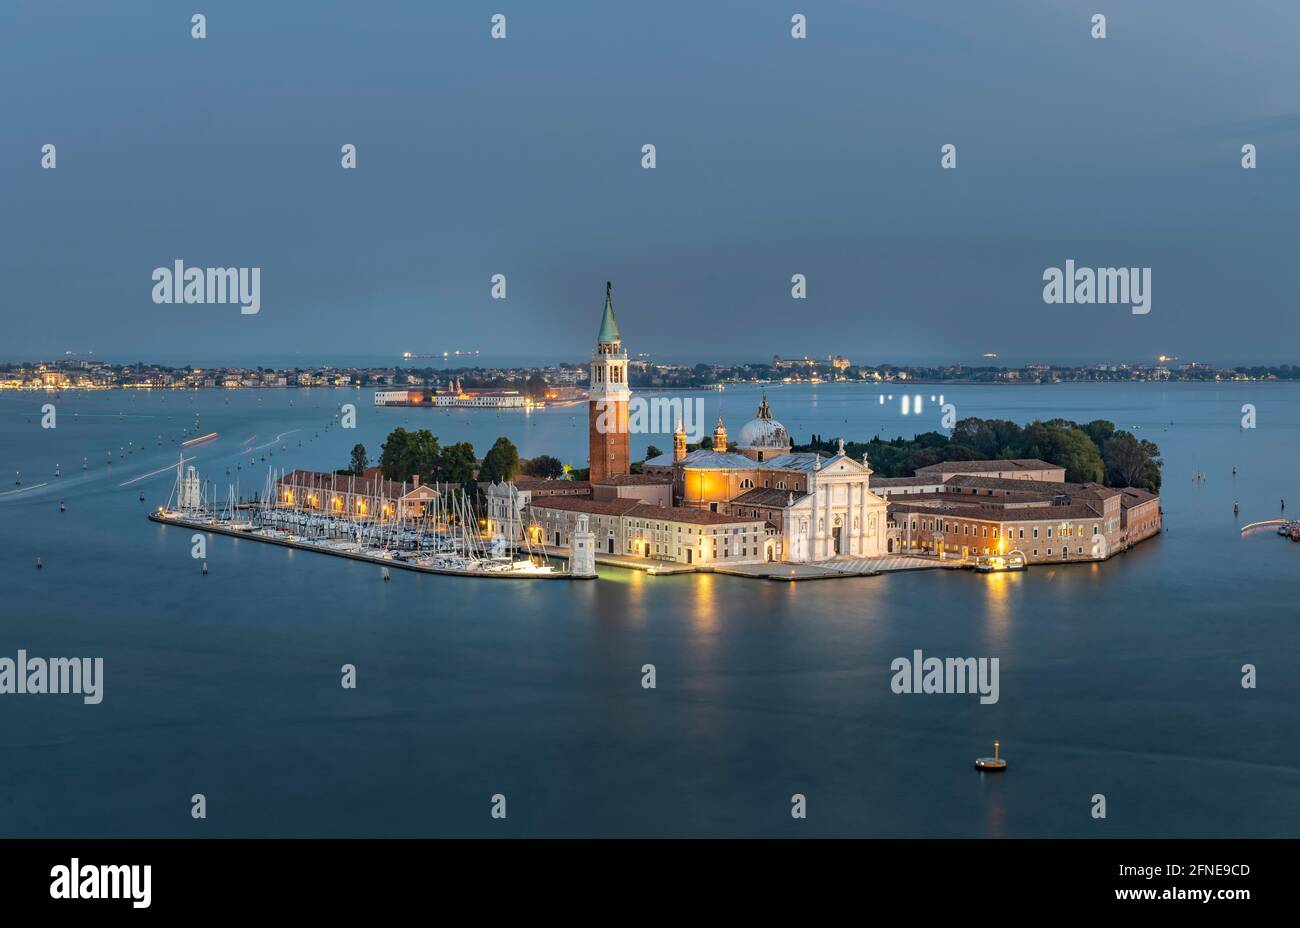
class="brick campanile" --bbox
[587,281,631,482]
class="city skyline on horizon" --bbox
[3,347,1296,371]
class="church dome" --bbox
[737,396,790,450]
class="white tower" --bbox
[176,457,202,511]
[570,513,596,577]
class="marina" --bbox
[149,458,584,580]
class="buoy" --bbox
[975,740,1006,771]
[82,458,87,470]
[382,567,390,581]
[1233,500,1239,515]
[55,464,60,477]
[202,561,208,575]
[14,471,19,485]
[36,557,43,569]
[59,501,65,513]
[139,492,145,502]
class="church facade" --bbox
[645,399,890,562]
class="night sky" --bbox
[2,0,1297,365]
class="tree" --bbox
[524,454,564,479]
[644,445,663,460]
[1083,419,1117,451]
[1021,421,1105,484]
[436,442,478,483]
[479,436,521,484]
[1104,433,1162,492]
[378,428,439,482]
[348,443,368,476]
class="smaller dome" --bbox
[738,417,789,448]
[737,397,791,450]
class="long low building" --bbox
[885,474,1161,563]
[912,458,1066,482]
[486,482,775,565]
[276,469,438,519]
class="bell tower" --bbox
[673,418,687,461]
[588,282,631,482]
[712,416,728,451]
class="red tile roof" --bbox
[915,459,1060,474]
[527,496,764,526]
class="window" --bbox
[1033,527,1039,539]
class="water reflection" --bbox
[692,572,718,634]
[981,572,1013,652]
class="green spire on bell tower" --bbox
[597,281,621,344]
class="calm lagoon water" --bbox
[1,382,1296,837]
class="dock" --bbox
[536,545,959,581]
[534,544,696,575]
[150,512,588,580]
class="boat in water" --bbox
[973,551,1027,573]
